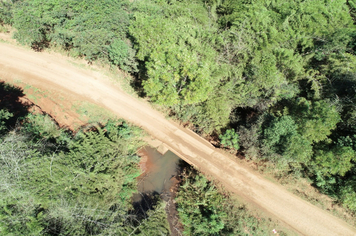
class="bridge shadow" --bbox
[130,191,160,222]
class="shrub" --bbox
[219,129,240,150]
[108,39,138,72]
[0,109,13,134]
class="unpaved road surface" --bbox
[1,42,355,236]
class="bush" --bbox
[219,129,240,150]
[0,109,13,134]
[237,124,261,160]
[176,168,280,235]
[0,1,13,25]
[108,39,138,72]
[22,113,62,141]
[339,178,356,212]
[176,173,226,235]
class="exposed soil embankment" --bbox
[0,41,355,236]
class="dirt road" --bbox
[0,42,355,236]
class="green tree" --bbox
[263,115,313,164]
[313,146,355,177]
[108,39,138,72]
[0,1,14,26]
[129,2,219,106]
[339,177,356,211]
[292,98,340,143]
[176,174,226,235]
[220,129,240,150]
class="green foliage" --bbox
[0,133,44,235]
[12,0,131,60]
[263,116,298,149]
[263,115,313,165]
[133,202,170,235]
[291,98,341,143]
[176,168,280,235]
[0,1,14,25]
[176,174,226,235]
[108,39,138,72]
[129,1,219,105]
[339,177,356,211]
[0,109,13,134]
[237,123,262,160]
[337,135,356,150]
[22,113,62,141]
[169,87,233,134]
[283,134,313,164]
[143,44,214,105]
[199,89,234,134]
[313,146,355,177]
[0,116,150,235]
[216,0,355,107]
[219,129,239,150]
[12,1,48,46]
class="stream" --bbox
[132,146,184,235]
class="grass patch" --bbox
[20,83,48,103]
[72,101,116,125]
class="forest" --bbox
[1,0,356,233]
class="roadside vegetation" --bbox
[1,0,356,230]
[176,167,289,236]
[0,83,171,235]
[0,83,285,235]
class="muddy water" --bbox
[132,145,180,205]
[136,146,180,196]
[132,146,183,235]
